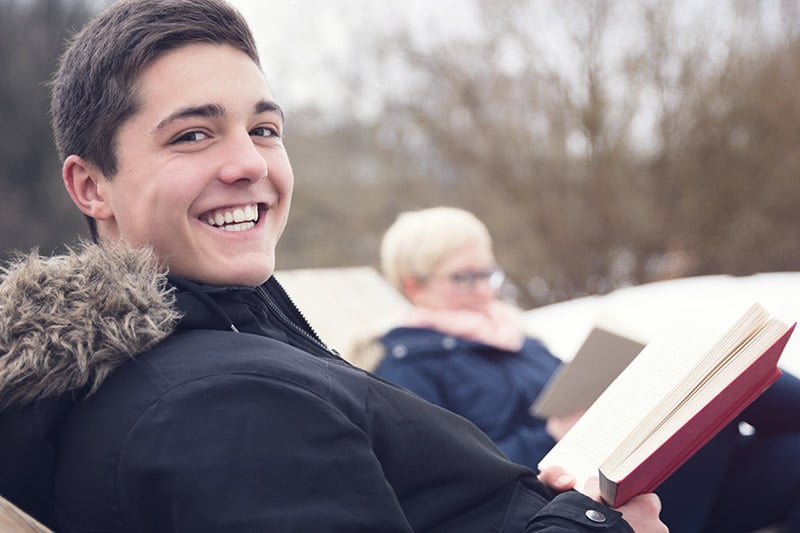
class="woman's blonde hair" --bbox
[381,207,492,291]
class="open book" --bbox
[531,324,647,418]
[538,303,795,507]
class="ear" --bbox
[63,155,114,221]
[400,276,425,304]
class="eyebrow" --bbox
[255,100,285,121]
[155,100,285,131]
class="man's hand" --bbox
[583,476,668,533]
[539,467,668,532]
[537,465,576,492]
[615,493,668,533]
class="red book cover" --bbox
[599,323,795,506]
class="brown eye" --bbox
[171,131,208,144]
[251,126,279,138]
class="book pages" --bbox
[537,313,728,490]
[611,318,787,477]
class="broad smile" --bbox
[201,203,262,232]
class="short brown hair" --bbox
[50,0,261,239]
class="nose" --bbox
[217,131,268,184]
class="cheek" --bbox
[274,157,294,197]
[446,289,488,311]
[279,178,294,206]
[425,287,460,310]
[454,293,478,309]
[271,162,294,232]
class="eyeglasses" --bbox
[438,267,505,291]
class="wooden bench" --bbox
[0,495,51,533]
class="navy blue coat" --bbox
[376,327,562,467]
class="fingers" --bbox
[582,475,602,502]
[541,468,667,532]
[538,465,576,493]
[617,493,668,533]
[625,492,662,515]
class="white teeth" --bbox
[203,204,259,229]
[220,221,255,232]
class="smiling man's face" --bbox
[87,42,293,286]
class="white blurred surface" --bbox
[523,273,800,377]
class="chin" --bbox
[181,265,272,288]
[225,269,272,287]
[217,253,274,287]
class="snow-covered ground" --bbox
[523,272,800,377]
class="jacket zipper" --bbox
[255,283,338,357]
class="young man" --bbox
[0,1,666,531]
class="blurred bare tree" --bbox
[279,0,800,307]
[5,0,800,309]
[0,0,94,258]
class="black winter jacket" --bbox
[0,243,633,532]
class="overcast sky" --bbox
[227,0,789,135]
[228,0,480,112]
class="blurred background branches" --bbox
[2,0,799,308]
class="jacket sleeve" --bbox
[376,356,558,469]
[116,374,416,532]
[525,492,635,533]
[116,371,636,533]
[494,424,558,468]
[366,377,636,533]
[374,358,445,406]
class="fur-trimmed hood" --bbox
[0,241,180,410]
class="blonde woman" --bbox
[377,207,576,460]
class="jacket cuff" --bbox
[526,491,634,532]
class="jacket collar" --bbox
[167,275,330,357]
